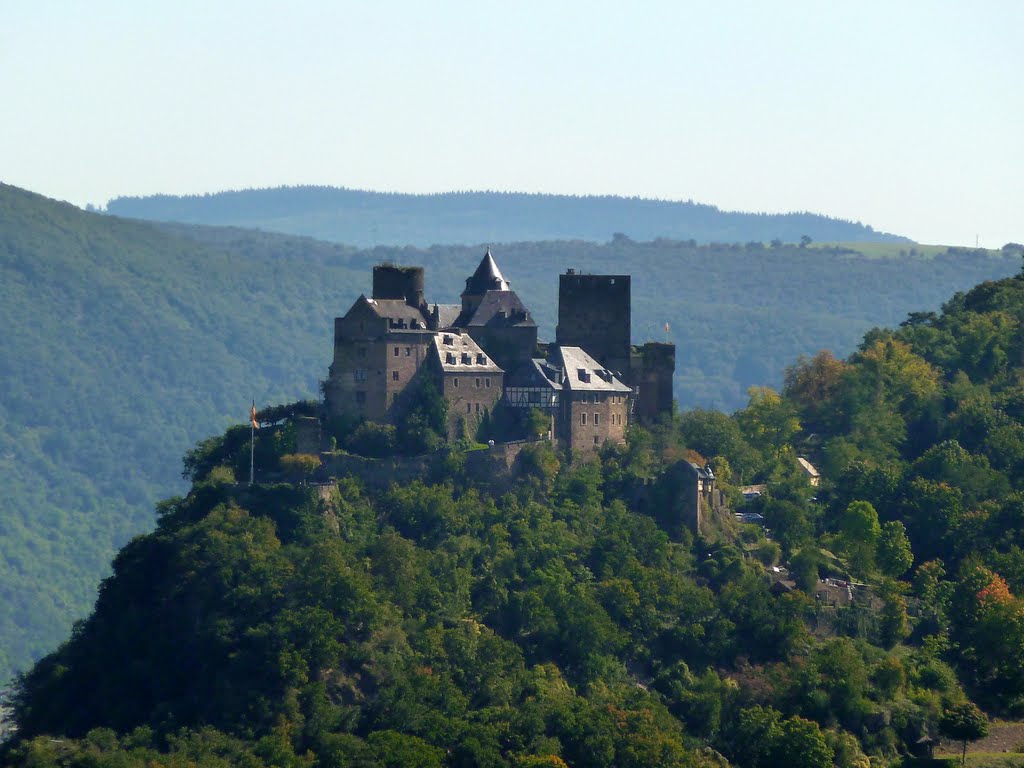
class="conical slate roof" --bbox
[462,248,510,296]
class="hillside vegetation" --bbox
[0,182,1019,685]
[106,186,909,247]
[8,266,1024,767]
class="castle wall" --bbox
[326,301,435,424]
[441,369,503,440]
[631,342,676,423]
[383,333,435,415]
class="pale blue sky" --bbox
[3,1,1021,246]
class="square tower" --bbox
[555,271,631,375]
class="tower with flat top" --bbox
[556,269,674,423]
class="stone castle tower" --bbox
[555,269,675,424]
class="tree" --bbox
[767,716,833,768]
[526,407,551,439]
[838,501,881,577]
[783,350,849,433]
[939,702,988,768]
[877,579,911,647]
[790,547,822,592]
[736,387,801,456]
[877,520,913,578]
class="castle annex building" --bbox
[323,251,675,452]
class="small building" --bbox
[797,457,820,486]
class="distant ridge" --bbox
[105,186,910,247]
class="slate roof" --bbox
[458,290,536,328]
[505,358,563,389]
[430,303,462,329]
[353,296,431,328]
[462,248,510,296]
[430,332,503,373]
[548,346,631,393]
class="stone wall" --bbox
[441,369,503,440]
[563,392,629,455]
[631,342,676,423]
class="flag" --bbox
[250,401,259,430]
[664,322,670,333]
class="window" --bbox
[394,347,400,357]
[392,371,399,381]
[443,335,453,345]
[405,347,411,356]
[594,413,600,426]
[355,368,366,382]
[475,402,480,413]
[467,403,471,413]
[356,391,366,404]
[475,378,481,388]
[594,436,600,445]
[581,412,587,426]
[485,377,491,388]
[446,352,456,364]
[476,353,486,364]
[453,377,459,387]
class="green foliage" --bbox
[279,453,321,482]
[838,501,881,577]
[346,421,398,458]
[878,521,914,578]
[396,379,448,454]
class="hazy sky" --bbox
[3,2,1021,246]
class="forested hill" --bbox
[105,186,909,247]
[0,181,1018,687]
[9,268,1024,767]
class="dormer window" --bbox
[443,335,453,345]
[476,353,486,364]
[461,353,471,364]
[446,352,456,364]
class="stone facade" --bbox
[430,331,503,439]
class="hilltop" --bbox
[8,265,1024,766]
[0,181,1019,685]
[105,186,910,248]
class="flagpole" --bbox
[250,399,255,486]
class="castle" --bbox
[322,250,675,453]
